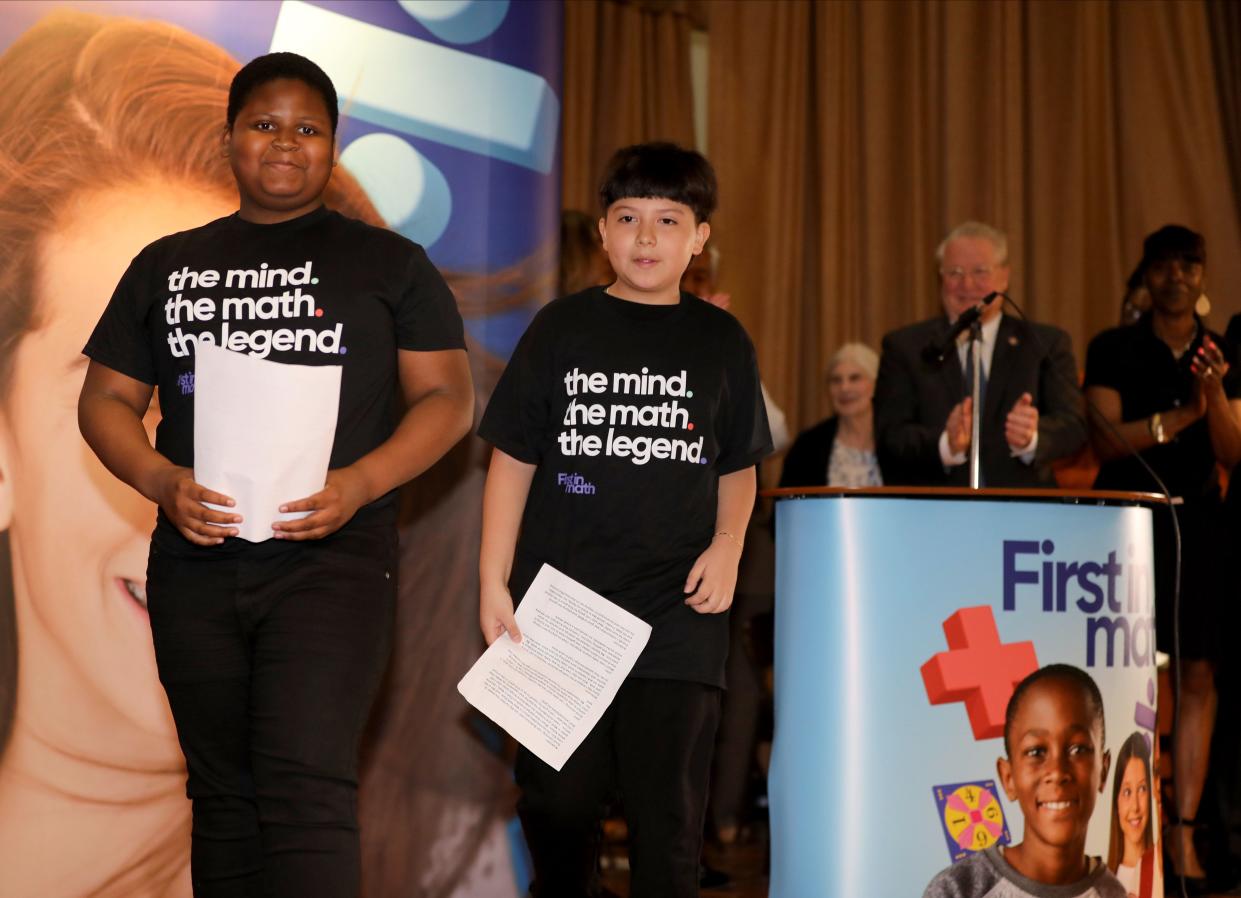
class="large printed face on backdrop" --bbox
[0,4,559,752]
[0,5,559,892]
[2,181,234,745]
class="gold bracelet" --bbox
[1149,412,1167,445]
[713,529,743,549]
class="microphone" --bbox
[921,291,1007,363]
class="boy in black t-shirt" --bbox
[478,144,771,896]
[78,54,472,898]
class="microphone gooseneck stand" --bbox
[968,319,983,490]
[923,292,1002,491]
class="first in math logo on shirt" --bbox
[933,779,1011,863]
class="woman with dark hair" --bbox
[1084,225,1241,893]
[1107,733,1162,898]
[558,208,613,296]
[0,11,515,897]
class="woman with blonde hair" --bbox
[780,342,882,488]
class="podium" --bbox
[767,487,1163,896]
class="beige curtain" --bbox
[706,0,1241,441]
[1207,0,1241,224]
[562,0,697,213]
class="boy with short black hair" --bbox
[923,664,1127,898]
[477,142,772,896]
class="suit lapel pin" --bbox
[1007,335,1019,346]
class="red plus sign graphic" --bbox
[920,606,1038,741]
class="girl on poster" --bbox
[1107,733,1163,898]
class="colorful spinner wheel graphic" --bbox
[943,784,1005,852]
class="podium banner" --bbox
[770,495,1161,897]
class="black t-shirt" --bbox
[84,205,465,553]
[478,287,772,687]
[1084,315,1235,502]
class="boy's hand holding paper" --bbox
[459,564,651,771]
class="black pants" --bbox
[515,678,721,898]
[146,526,396,898]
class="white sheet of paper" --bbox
[457,564,652,771]
[193,344,342,543]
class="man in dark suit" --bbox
[874,221,1086,487]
